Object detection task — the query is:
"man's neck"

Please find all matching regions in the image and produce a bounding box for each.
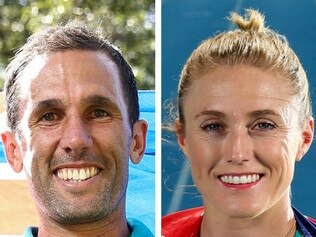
[37,209,130,237]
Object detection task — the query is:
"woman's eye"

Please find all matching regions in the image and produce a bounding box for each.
[201,122,224,132]
[254,122,276,130]
[91,109,109,118]
[40,112,60,122]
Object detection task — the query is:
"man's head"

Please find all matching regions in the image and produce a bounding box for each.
[5,22,139,133]
[1,23,147,231]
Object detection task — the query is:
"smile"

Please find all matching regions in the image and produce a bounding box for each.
[56,167,100,182]
[219,174,261,185]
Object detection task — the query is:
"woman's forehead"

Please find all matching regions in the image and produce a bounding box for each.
[182,65,299,118]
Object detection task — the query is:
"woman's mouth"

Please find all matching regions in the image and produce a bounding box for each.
[219,174,262,185]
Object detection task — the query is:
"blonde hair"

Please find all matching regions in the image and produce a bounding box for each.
[178,9,311,126]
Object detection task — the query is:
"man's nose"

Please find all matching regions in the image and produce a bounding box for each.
[225,128,252,165]
[60,117,93,155]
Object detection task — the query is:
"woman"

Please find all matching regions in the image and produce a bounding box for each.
[162,9,316,237]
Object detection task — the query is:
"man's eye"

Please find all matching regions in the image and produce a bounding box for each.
[91,109,109,118]
[40,112,60,122]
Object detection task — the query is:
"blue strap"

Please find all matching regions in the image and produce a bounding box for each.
[293,206,316,237]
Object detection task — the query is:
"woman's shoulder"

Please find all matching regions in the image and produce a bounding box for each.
[162,207,204,237]
[293,206,316,236]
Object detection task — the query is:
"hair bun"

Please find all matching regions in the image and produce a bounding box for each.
[230,9,265,32]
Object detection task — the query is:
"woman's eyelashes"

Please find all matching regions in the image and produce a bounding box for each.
[200,121,226,134]
[251,121,277,131]
[199,119,278,135]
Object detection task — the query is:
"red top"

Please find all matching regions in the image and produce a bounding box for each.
[162,207,204,237]
[162,206,316,237]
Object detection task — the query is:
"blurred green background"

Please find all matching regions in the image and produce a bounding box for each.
[0,0,155,90]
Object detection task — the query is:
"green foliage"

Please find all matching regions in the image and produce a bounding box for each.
[0,0,155,89]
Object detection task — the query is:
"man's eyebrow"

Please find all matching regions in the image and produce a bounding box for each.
[83,95,118,107]
[195,110,226,119]
[31,95,120,115]
[33,98,63,111]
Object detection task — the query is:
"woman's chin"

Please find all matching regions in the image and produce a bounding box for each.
[215,201,266,219]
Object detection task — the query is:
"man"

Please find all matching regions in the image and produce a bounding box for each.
[1,23,153,237]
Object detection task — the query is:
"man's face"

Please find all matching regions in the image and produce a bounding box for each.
[13,50,133,224]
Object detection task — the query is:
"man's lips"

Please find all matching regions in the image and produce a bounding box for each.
[53,162,103,182]
[55,167,101,182]
[218,173,263,185]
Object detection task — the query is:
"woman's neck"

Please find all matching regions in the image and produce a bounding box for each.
[200,198,295,237]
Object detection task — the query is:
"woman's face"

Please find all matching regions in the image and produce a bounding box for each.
[177,65,313,219]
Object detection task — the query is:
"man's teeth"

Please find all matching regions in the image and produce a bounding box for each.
[220,174,260,184]
[57,167,100,182]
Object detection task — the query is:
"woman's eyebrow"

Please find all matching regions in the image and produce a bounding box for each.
[195,110,226,119]
[195,109,281,120]
[248,109,280,118]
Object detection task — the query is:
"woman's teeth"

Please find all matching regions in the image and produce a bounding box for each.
[220,174,260,184]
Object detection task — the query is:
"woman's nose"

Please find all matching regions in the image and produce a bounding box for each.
[225,128,252,165]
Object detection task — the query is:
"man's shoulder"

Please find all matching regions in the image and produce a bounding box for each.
[23,221,153,237]
[162,207,204,237]
[128,218,154,237]
[292,206,316,236]
[23,226,38,237]
[22,220,153,237]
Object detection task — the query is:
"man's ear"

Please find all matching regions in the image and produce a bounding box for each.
[130,120,148,164]
[1,131,23,172]
[175,119,188,157]
[296,117,314,161]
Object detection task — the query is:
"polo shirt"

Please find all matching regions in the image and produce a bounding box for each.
[23,218,153,237]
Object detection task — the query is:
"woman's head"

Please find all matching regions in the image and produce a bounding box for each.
[175,9,314,220]
[178,9,311,128]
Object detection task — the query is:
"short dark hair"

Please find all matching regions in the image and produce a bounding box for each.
[5,22,139,133]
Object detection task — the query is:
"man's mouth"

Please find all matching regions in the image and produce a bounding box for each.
[219,174,261,185]
[56,167,100,182]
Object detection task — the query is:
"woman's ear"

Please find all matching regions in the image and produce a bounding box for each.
[175,119,188,157]
[296,117,314,161]
[1,131,23,172]
[129,120,148,164]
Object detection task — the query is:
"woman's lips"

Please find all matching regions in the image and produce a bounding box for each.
[218,173,263,190]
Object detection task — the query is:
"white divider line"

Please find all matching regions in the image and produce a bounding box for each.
[0,163,26,180]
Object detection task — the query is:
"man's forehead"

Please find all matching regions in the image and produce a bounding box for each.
[17,51,127,118]
[18,50,122,97]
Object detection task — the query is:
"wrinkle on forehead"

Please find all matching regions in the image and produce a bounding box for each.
[18,50,126,114]
[184,66,302,131]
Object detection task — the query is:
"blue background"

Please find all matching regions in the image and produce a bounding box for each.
[162,0,316,217]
